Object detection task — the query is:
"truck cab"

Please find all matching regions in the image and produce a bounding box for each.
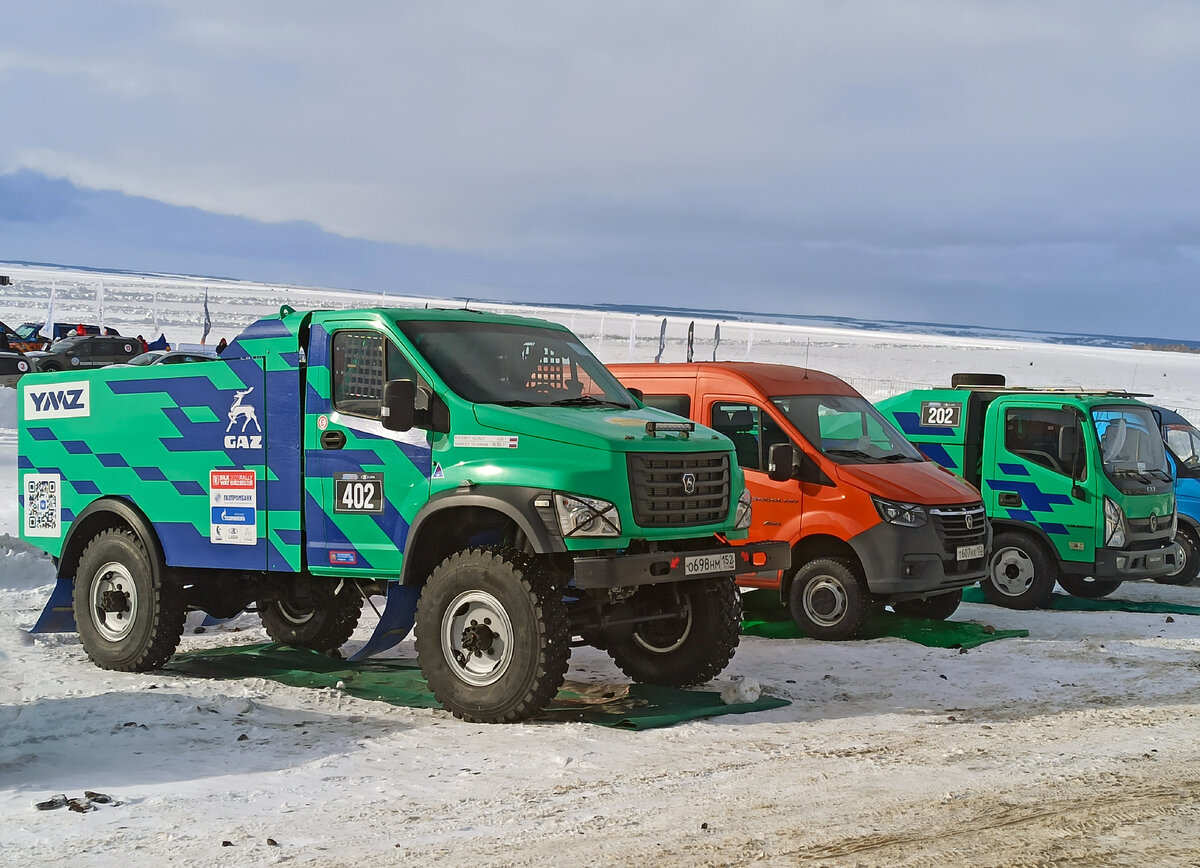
[1151,405,1200,584]
[878,375,1182,607]
[610,362,990,639]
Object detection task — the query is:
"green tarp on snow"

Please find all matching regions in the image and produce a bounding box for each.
[961,585,1200,615]
[168,643,789,730]
[740,589,1028,649]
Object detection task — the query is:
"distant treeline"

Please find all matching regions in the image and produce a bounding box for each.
[1132,343,1200,354]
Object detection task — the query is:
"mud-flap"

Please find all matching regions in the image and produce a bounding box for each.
[30,577,77,633]
[349,582,421,661]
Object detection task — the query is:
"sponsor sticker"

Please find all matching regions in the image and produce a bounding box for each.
[210,469,257,545]
[329,550,358,565]
[24,381,90,420]
[453,435,519,449]
[317,414,329,431]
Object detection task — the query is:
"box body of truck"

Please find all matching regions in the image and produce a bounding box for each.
[20,307,787,721]
[610,362,989,639]
[878,377,1181,607]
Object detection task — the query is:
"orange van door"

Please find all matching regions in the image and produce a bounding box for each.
[708,399,798,589]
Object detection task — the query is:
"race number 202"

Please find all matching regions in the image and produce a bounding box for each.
[920,401,962,429]
[334,473,384,514]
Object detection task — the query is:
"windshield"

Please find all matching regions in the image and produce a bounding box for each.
[127,352,163,366]
[15,323,41,340]
[1092,405,1171,491]
[397,319,636,408]
[771,394,924,464]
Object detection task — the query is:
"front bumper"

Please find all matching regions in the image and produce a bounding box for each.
[1071,540,1185,580]
[572,540,791,590]
[852,516,992,599]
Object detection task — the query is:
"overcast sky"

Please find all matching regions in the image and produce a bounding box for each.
[3,2,1200,338]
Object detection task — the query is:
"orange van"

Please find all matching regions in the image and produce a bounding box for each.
[610,362,991,639]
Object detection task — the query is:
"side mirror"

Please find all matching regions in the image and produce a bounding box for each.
[381,379,416,431]
[626,387,644,403]
[767,443,798,482]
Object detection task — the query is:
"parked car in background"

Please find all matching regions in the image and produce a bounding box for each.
[10,322,117,353]
[122,349,217,366]
[27,334,142,371]
[0,349,33,387]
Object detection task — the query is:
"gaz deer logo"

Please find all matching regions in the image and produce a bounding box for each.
[25,381,90,419]
[224,387,263,449]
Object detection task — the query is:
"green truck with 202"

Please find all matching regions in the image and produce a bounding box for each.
[877,374,1182,608]
[19,306,787,722]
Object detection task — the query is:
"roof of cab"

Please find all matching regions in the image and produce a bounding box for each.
[609,361,859,398]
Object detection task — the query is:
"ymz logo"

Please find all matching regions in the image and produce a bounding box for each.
[224,386,263,449]
[24,381,90,419]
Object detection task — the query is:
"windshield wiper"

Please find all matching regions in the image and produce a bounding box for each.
[491,399,542,407]
[877,454,919,463]
[824,448,876,461]
[548,395,631,408]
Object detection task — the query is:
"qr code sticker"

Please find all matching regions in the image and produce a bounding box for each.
[25,474,61,537]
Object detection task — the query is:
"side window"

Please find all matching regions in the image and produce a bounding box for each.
[1004,407,1083,478]
[711,401,768,471]
[1168,428,1200,469]
[333,331,414,419]
[643,394,691,417]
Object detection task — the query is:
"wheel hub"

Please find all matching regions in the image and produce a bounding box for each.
[461,620,497,656]
[90,563,139,642]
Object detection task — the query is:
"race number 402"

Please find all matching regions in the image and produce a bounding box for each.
[920,401,962,428]
[334,473,384,514]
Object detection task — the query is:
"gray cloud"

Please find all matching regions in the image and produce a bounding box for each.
[3,2,1200,335]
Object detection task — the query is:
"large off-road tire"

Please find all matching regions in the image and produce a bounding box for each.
[1155,526,1200,586]
[73,528,185,671]
[414,548,569,723]
[38,359,64,372]
[787,557,869,640]
[891,588,963,620]
[604,577,741,687]
[982,531,1057,609]
[258,580,363,652]
[1056,574,1121,599]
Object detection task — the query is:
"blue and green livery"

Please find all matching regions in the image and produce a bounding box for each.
[877,374,1181,608]
[19,305,787,722]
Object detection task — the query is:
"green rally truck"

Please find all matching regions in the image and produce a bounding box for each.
[20,306,788,722]
[877,373,1181,608]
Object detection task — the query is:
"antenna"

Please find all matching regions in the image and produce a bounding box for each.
[803,339,811,378]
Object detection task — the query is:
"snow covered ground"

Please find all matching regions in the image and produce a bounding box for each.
[3,268,1200,865]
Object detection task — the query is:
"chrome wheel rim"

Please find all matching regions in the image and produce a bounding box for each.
[803,575,849,627]
[441,590,514,687]
[633,599,693,654]
[90,561,139,642]
[990,546,1035,596]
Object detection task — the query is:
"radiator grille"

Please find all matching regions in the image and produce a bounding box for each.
[628,452,730,528]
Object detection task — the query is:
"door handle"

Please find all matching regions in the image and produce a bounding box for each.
[321,429,347,450]
[998,492,1022,508]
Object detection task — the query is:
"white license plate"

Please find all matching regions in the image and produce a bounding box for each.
[685,552,737,576]
[957,544,985,561]
[1147,552,1165,568]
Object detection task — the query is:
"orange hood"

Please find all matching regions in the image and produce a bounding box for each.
[834,461,979,505]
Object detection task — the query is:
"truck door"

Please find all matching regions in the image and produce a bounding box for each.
[303,324,433,578]
[987,403,1094,564]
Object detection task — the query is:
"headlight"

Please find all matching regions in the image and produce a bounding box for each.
[872,496,927,528]
[553,493,621,537]
[1104,496,1126,548]
[734,488,752,530]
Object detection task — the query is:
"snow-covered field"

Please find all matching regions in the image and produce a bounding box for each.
[4,267,1200,866]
